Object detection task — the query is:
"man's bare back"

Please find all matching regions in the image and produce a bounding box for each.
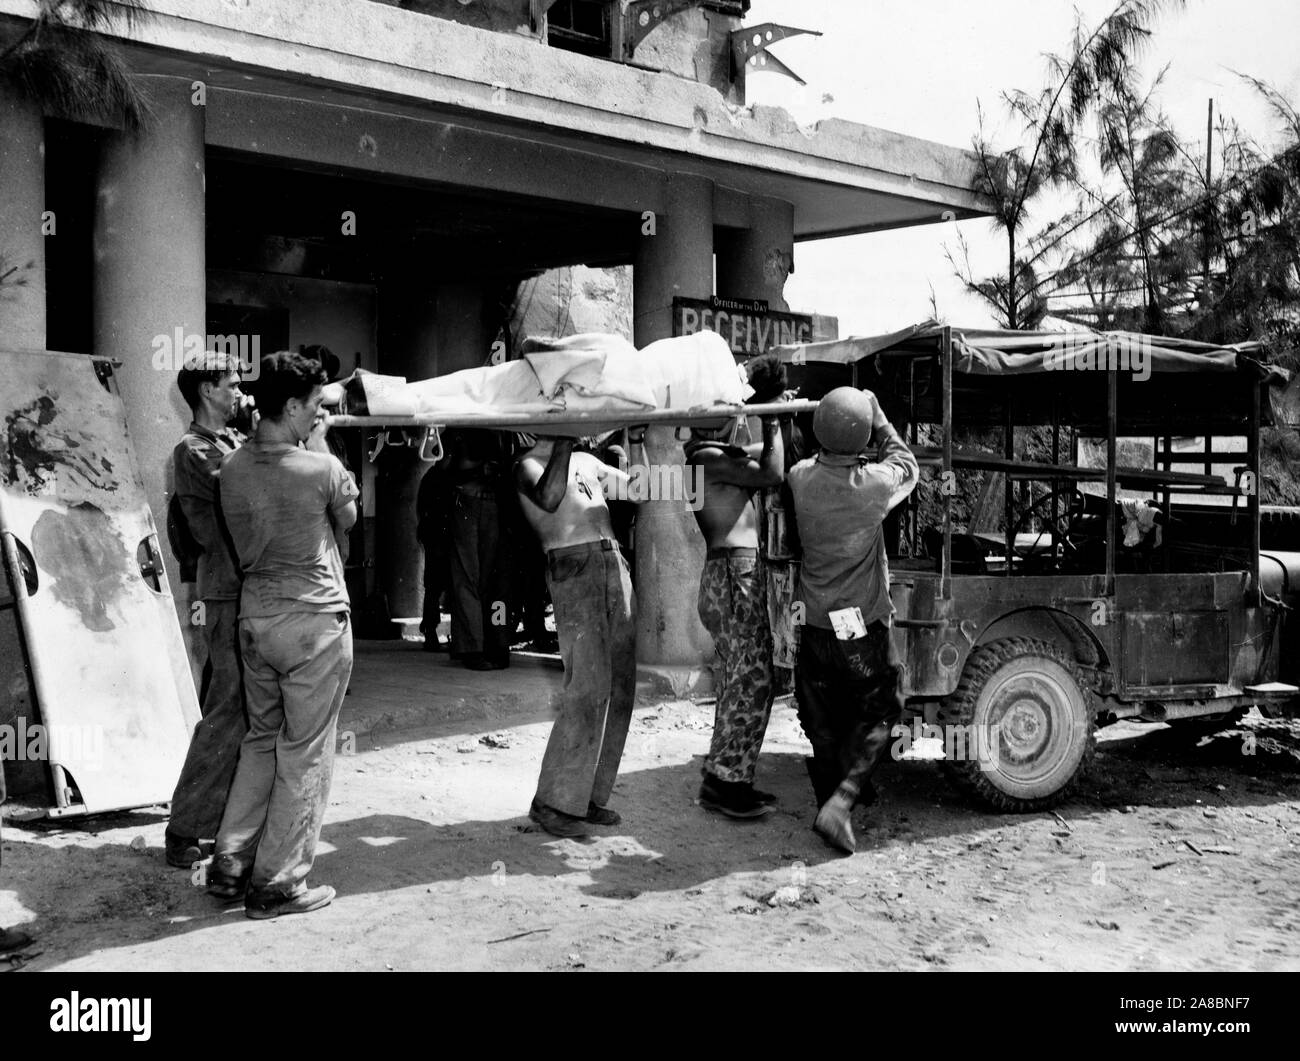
[686,416,783,549]
[515,440,626,551]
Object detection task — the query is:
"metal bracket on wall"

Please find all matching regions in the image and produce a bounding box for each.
[623,1,700,59]
[729,23,821,85]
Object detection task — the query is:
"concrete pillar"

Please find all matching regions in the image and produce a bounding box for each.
[715,195,795,310]
[633,172,715,692]
[0,85,46,351]
[93,77,206,675]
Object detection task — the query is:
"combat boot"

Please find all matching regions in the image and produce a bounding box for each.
[814,782,859,855]
[698,775,771,819]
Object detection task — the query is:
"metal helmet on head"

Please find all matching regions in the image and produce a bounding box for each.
[813,386,876,455]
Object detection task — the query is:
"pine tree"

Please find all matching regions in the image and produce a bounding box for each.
[949,0,1186,329]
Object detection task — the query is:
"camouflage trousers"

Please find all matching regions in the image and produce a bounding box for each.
[697,551,776,784]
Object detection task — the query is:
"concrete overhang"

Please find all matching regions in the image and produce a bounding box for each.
[0,0,991,239]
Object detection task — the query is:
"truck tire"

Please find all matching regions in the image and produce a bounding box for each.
[939,637,1095,813]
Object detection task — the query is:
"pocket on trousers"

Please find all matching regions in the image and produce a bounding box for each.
[548,550,591,585]
[729,556,758,578]
[727,557,761,614]
[698,563,726,630]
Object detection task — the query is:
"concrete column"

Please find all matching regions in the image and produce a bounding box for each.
[0,85,46,351]
[94,77,206,675]
[715,195,795,310]
[633,172,715,692]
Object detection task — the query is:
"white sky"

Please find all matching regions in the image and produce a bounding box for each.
[743,0,1300,335]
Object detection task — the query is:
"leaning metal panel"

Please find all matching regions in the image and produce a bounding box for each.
[0,350,200,815]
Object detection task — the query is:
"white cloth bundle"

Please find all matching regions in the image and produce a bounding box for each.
[521,332,655,408]
[352,330,748,417]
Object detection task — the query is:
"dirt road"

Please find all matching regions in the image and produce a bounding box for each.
[3,699,1299,971]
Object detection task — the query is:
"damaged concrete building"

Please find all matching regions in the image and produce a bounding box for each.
[0,0,984,689]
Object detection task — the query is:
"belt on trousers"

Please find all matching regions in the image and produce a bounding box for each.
[455,484,499,500]
[547,538,618,561]
[705,546,759,561]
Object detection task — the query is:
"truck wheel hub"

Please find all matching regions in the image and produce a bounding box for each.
[1004,698,1046,747]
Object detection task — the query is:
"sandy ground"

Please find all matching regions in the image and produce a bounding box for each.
[3,682,1300,972]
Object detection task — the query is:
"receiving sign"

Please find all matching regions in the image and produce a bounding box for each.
[674,296,815,357]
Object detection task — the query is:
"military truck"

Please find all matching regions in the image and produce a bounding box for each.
[778,322,1300,812]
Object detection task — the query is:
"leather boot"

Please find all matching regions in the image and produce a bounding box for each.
[814,782,859,854]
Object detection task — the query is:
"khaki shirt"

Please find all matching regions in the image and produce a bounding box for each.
[788,425,919,630]
[218,441,359,618]
[172,422,245,601]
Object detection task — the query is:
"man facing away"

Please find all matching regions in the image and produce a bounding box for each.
[207,352,358,918]
[685,411,784,819]
[741,354,805,686]
[515,434,637,838]
[164,352,248,869]
[787,387,918,854]
[416,449,455,652]
[448,429,514,670]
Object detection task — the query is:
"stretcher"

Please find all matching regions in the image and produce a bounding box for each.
[326,400,820,462]
[322,330,818,459]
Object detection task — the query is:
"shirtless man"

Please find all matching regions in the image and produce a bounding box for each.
[515,435,637,838]
[685,413,784,819]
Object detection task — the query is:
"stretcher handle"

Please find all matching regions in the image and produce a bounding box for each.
[1,531,39,598]
[419,427,443,463]
[136,535,165,594]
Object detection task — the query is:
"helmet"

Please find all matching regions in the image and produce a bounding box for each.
[813,387,876,455]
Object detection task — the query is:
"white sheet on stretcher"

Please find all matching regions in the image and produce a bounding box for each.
[354,331,749,417]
